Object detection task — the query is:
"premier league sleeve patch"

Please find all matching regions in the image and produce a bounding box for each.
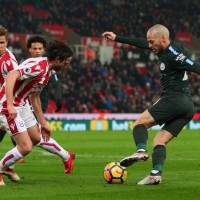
[24,67,32,74]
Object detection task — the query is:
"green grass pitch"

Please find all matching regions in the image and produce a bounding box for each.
[1,130,200,200]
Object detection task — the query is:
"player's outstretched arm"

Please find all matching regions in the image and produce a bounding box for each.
[102,31,149,49]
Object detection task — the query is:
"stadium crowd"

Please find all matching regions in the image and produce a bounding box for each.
[1,0,200,113]
[54,53,160,113]
[0,0,200,38]
[47,52,200,114]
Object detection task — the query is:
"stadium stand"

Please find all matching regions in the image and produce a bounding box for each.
[1,0,200,113]
[1,0,200,38]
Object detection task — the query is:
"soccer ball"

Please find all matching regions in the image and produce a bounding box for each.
[104,162,127,184]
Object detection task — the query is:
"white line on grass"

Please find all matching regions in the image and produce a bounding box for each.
[38,151,198,160]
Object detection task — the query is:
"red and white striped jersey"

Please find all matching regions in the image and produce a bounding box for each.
[0,57,53,114]
[0,48,18,86]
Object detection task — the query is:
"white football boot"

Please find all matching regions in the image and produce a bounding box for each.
[137,173,162,185]
[120,151,149,167]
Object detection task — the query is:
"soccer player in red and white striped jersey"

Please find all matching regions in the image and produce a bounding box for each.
[0,40,74,186]
[0,26,18,84]
[0,48,18,85]
[0,26,19,141]
[0,26,22,184]
[0,57,52,112]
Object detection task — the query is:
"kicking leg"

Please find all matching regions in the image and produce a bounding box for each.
[120,110,156,167]
[28,125,75,174]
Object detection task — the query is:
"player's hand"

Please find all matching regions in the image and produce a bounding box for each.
[7,104,17,120]
[102,32,117,41]
[41,124,51,142]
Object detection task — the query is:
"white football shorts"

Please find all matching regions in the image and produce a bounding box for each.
[0,103,37,136]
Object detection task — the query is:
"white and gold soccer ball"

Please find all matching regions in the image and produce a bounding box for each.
[104,162,127,184]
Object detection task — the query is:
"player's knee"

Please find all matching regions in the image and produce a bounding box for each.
[31,137,41,146]
[28,129,42,145]
[19,142,33,155]
[153,141,165,147]
[133,120,149,129]
[134,117,146,126]
[153,136,169,146]
[134,113,156,128]
[24,145,32,154]
[153,135,164,145]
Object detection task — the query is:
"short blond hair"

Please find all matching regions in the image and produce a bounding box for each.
[148,24,169,38]
[0,26,8,40]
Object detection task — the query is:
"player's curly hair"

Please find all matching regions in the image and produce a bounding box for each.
[46,40,73,61]
[26,36,47,49]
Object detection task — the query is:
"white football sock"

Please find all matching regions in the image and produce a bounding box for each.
[0,147,23,169]
[37,137,69,161]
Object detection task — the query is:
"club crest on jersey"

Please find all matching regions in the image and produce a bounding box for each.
[9,121,17,131]
[160,63,165,71]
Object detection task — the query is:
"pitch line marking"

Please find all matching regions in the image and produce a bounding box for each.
[37,151,198,160]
